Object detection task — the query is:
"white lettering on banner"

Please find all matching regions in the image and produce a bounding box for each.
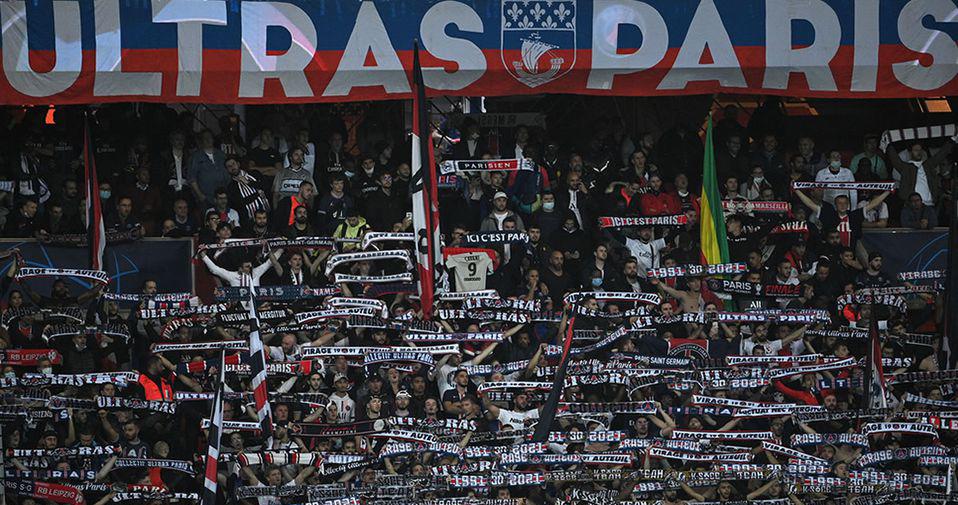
[239,1,317,98]
[324,2,409,96]
[893,0,958,91]
[421,1,486,90]
[851,0,879,92]
[587,0,668,90]
[1,1,82,97]
[151,0,228,97]
[94,0,163,96]
[658,0,746,90]
[763,0,840,91]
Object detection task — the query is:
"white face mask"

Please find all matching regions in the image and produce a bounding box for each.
[40,367,52,374]
[542,201,555,211]
[830,160,841,170]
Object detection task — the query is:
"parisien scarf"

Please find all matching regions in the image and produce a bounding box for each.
[16,267,109,285]
[792,181,896,192]
[597,215,687,227]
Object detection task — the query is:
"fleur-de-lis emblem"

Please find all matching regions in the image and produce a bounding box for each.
[518,15,533,28]
[554,3,570,22]
[507,3,521,22]
[530,3,546,22]
[543,15,557,28]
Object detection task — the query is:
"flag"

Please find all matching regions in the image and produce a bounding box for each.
[945,175,958,368]
[409,40,442,318]
[864,309,887,409]
[532,316,575,442]
[699,115,729,266]
[83,113,105,271]
[246,292,273,435]
[200,350,226,505]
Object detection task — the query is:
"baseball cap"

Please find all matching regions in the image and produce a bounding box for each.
[334,372,349,382]
[396,390,412,399]
[493,191,508,201]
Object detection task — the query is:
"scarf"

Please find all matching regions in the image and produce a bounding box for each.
[792,181,896,192]
[214,285,339,302]
[152,340,248,353]
[792,433,869,447]
[672,430,773,440]
[296,307,379,323]
[113,458,195,475]
[16,267,109,285]
[648,447,752,462]
[334,273,414,284]
[647,262,747,278]
[761,441,827,463]
[325,249,413,275]
[439,158,536,175]
[597,215,688,227]
[879,123,957,150]
[96,396,177,414]
[462,231,530,246]
[861,421,938,437]
[360,231,415,250]
[0,348,61,366]
[233,169,270,218]
[707,278,802,297]
[898,269,946,281]
[3,480,85,505]
[363,350,435,368]
[404,332,504,343]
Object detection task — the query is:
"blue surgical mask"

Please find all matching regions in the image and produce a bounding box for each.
[100,190,111,200]
[591,277,603,287]
[543,201,555,211]
[829,160,841,170]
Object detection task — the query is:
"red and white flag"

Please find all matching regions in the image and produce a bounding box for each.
[83,114,105,271]
[409,42,442,318]
[200,351,226,505]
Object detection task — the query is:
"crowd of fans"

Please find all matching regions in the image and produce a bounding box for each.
[0,102,954,505]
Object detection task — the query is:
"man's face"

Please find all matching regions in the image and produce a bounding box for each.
[763,135,777,152]
[362,158,375,172]
[379,173,392,188]
[826,231,841,245]
[49,206,63,221]
[649,176,662,191]
[143,281,157,295]
[226,159,240,175]
[638,228,653,241]
[171,133,185,149]
[798,137,814,154]
[514,393,529,410]
[331,179,345,193]
[869,257,882,271]
[623,262,637,279]
[174,201,188,217]
[294,207,309,224]
[568,175,581,189]
[674,174,688,190]
[267,469,282,486]
[290,149,304,165]
[300,184,315,200]
[368,397,381,413]
[397,163,411,178]
[215,193,228,209]
[123,423,138,441]
[289,254,303,270]
[595,245,608,260]
[748,251,762,268]
[910,195,923,209]
[455,371,469,386]
[329,133,343,150]
[835,196,850,213]
[910,144,926,161]
[727,137,741,155]
[493,196,507,211]
[281,334,297,352]
[550,251,563,269]
[64,180,78,198]
[54,281,69,298]
[503,220,517,231]
[778,262,792,278]
[725,178,738,193]
[254,212,268,228]
[117,198,132,217]
[23,201,38,218]
[528,228,541,242]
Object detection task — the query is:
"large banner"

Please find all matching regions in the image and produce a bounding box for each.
[0,238,194,296]
[1,0,956,104]
[861,228,948,275]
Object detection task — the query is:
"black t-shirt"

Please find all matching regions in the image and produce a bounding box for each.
[819,203,865,247]
[249,146,281,169]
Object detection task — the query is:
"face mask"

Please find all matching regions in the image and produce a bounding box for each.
[100,190,111,200]
[830,160,841,169]
[75,343,86,352]
[542,201,555,211]
[753,176,764,182]
[591,277,603,288]
[39,367,52,374]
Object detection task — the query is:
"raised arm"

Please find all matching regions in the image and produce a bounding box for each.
[201,252,236,282]
[862,191,891,213]
[793,189,821,215]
